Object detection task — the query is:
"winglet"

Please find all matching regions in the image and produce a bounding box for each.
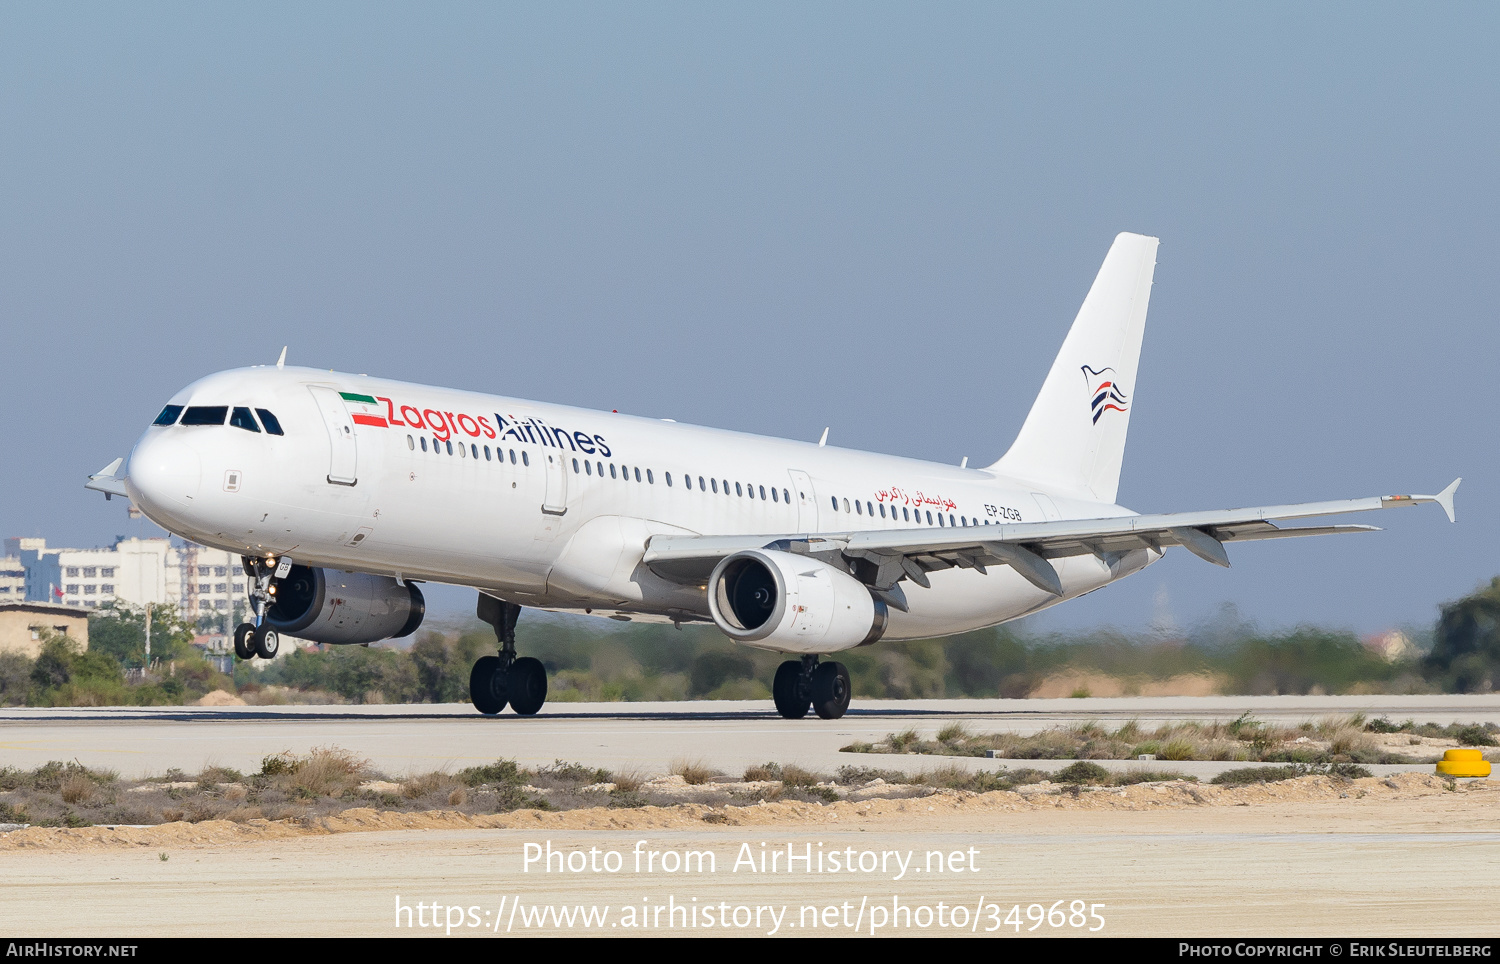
[1435,477,1461,523]
[276,346,287,369]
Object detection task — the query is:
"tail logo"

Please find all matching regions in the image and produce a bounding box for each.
[1082,365,1129,424]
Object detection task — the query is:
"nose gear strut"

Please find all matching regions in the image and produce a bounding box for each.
[233,555,285,660]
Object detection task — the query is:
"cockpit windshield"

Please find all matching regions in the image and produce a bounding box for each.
[152,404,285,434]
[230,407,260,432]
[256,409,285,436]
[180,406,228,426]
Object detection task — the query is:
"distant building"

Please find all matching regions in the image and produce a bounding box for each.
[0,602,90,658]
[5,536,250,625]
[0,555,24,600]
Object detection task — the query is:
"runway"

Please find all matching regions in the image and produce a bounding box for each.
[1,694,1495,780]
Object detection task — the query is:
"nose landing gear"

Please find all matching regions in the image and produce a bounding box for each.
[233,555,284,661]
[772,655,851,720]
[470,595,548,716]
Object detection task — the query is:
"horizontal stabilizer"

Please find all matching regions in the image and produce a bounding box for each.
[85,458,129,500]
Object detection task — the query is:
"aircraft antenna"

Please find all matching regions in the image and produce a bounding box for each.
[276,346,287,369]
[818,427,829,447]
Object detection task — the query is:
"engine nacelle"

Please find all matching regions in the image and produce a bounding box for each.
[707,549,887,653]
[264,565,425,646]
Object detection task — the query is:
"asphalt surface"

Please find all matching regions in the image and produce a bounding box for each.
[1,694,1494,779]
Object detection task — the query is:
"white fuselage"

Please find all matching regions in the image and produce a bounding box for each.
[125,365,1157,648]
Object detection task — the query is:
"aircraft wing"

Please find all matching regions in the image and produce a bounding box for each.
[643,478,1460,600]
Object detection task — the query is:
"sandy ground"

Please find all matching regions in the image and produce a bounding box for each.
[0,772,1495,938]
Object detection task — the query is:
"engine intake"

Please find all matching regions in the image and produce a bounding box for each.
[708,549,886,653]
[264,565,425,646]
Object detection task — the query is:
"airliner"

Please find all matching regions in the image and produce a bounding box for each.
[86,233,1459,719]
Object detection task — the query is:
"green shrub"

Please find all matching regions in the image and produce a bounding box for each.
[1054,761,1110,784]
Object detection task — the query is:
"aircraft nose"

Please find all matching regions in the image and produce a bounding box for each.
[125,431,202,515]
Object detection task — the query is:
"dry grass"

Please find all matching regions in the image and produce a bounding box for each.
[58,774,95,805]
[670,759,717,786]
[400,771,463,801]
[845,714,1429,765]
[611,767,647,793]
[0,744,1391,830]
[262,747,371,799]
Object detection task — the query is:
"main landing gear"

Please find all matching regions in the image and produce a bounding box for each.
[233,556,281,661]
[772,655,852,720]
[470,596,548,716]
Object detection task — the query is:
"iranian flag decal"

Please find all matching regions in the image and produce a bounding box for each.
[340,391,388,428]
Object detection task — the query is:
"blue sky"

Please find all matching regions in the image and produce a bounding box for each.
[3,4,1495,636]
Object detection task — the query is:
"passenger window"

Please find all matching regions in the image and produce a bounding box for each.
[699,476,706,491]
[722,479,729,495]
[735,482,743,497]
[255,409,285,436]
[407,435,415,451]
[784,488,790,504]
[153,405,183,426]
[855,500,862,515]
[421,437,428,452]
[446,440,454,455]
[830,496,837,510]
[509,449,517,464]
[585,460,593,476]
[711,478,719,493]
[180,406,228,426]
[926,511,933,525]
[472,444,479,458]
[522,451,529,466]
[230,407,260,433]
[949,514,956,526]
[759,485,766,500]
[484,445,491,460]
[665,472,672,487]
[938,514,945,527]
[647,469,654,484]
[843,498,850,513]
[771,487,778,503]
[572,458,580,473]
[634,467,642,482]
[903,507,910,522]
[867,501,873,516]
[610,464,617,479]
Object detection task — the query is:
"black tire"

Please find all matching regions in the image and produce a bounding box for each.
[772,660,810,719]
[507,656,548,716]
[233,623,256,660]
[469,655,507,715]
[810,661,852,720]
[253,626,280,660]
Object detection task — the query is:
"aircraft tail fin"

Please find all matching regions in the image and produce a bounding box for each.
[990,232,1159,504]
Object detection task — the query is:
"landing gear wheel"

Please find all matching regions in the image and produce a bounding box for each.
[507,657,548,716]
[772,660,810,719]
[252,626,280,660]
[810,661,852,720]
[233,623,256,660]
[469,655,508,715]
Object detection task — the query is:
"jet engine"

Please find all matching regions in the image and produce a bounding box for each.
[707,549,887,653]
[263,565,425,646]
